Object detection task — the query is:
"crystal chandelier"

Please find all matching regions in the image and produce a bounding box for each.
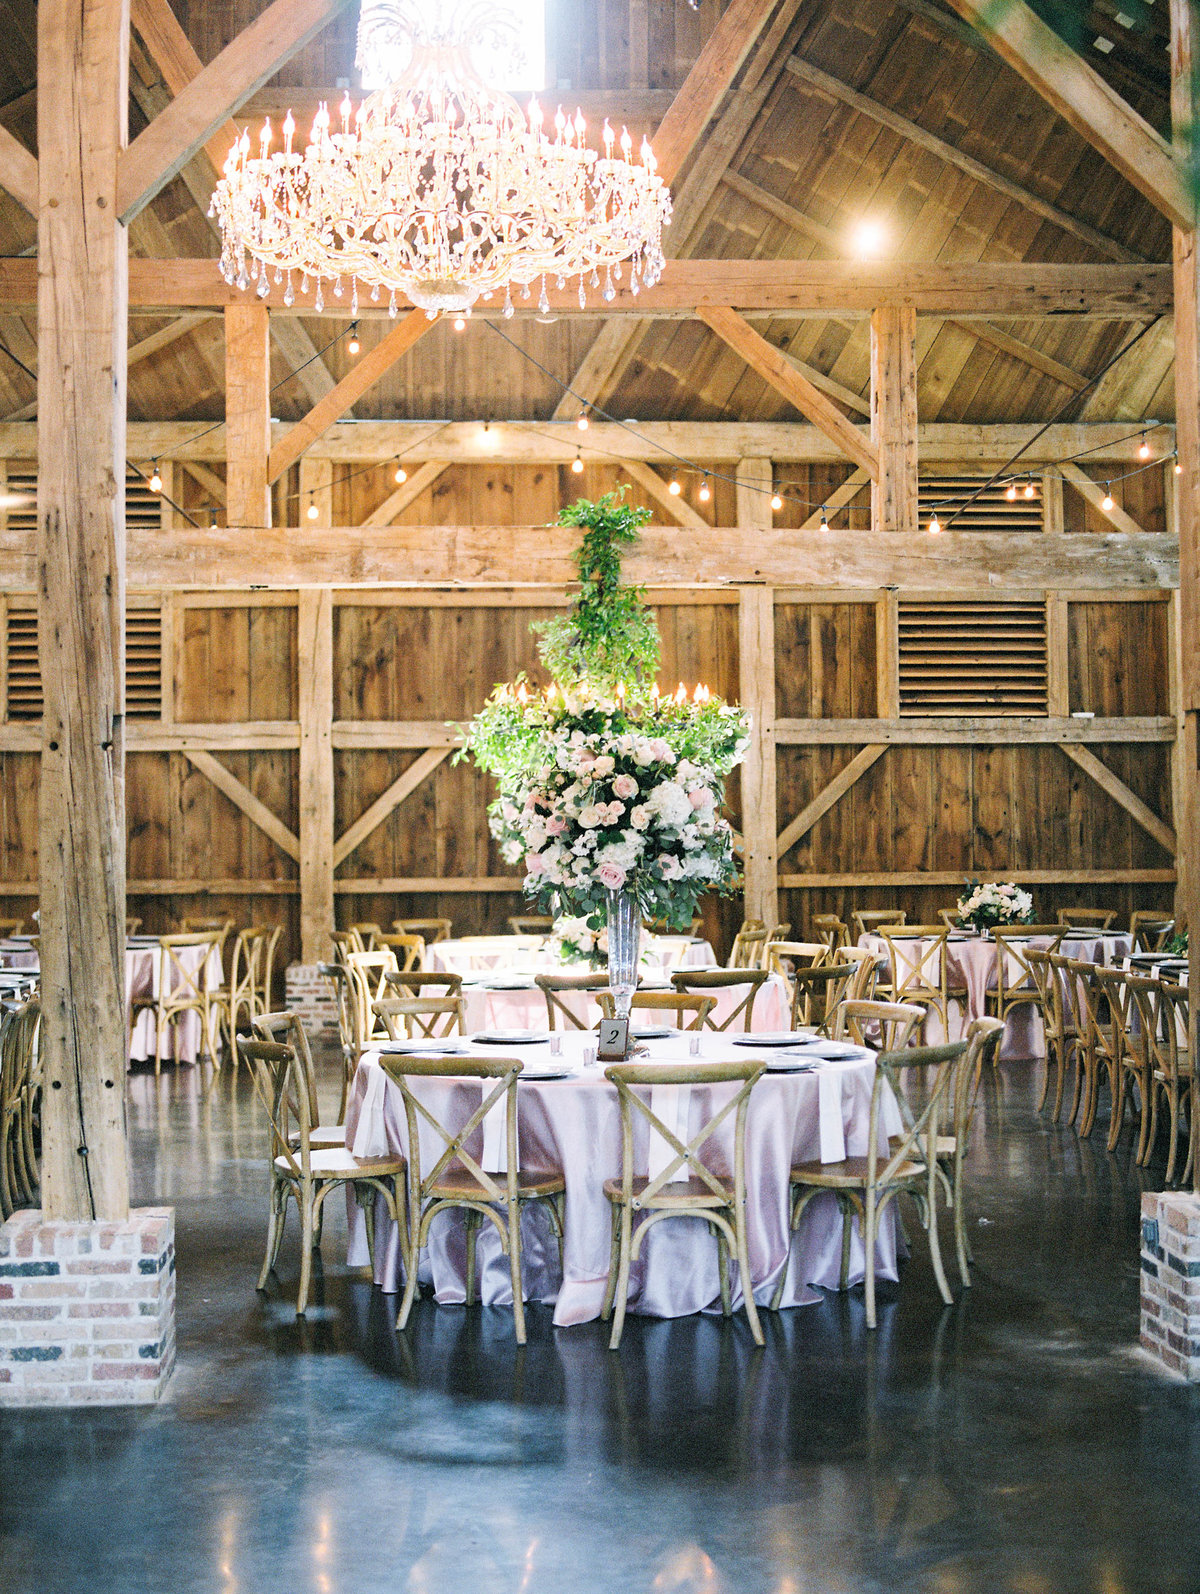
[211,1,672,317]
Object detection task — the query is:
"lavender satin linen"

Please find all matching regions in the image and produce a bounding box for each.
[458,974,790,1035]
[344,1035,903,1327]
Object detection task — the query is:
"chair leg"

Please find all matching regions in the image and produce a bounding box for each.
[608,1206,634,1351]
[925,1189,954,1308]
[1107,1066,1129,1153]
[839,1198,853,1291]
[600,1203,621,1322]
[507,1200,527,1346]
[864,1197,878,1330]
[733,1204,763,1347]
[1052,1039,1067,1120]
[954,1160,971,1289]
[713,1223,731,1318]
[1165,1084,1180,1185]
[395,1211,422,1334]
[1037,1042,1053,1112]
[361,1184,376,1272]
[296,1187,315,1316]
[464,1209,480,1307]
[258,1180,283,1291]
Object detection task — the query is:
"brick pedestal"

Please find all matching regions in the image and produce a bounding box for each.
[285,962,337,1031]
[0,1208,175,1405]
[1140,1190,1200,1381]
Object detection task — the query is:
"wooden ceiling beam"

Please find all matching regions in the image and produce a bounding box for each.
[117,0,355,224]
[0,123,37,216]
[785,55,1144,264]
[943,0,1191,229]
[698,304,879,476]
[945,320,1091,392]
[266,309,432,482]
[359,460,450,526]
[619,460,710,528]
[128,0,238,175]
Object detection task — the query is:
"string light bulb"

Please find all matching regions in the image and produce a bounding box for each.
[698,476,711,503]
[1023,480,1036,499]
[1005,482,1018,502]
[1138,434,1151,460]
[1101,485,1114,512]
[819,506,828,530]
[1175,457,1184,476]
[771,490,783,511]
[571,450,584,474]
[577,410,589,431]
[347,321,360,355]
[149,464,162,494]
[928,513,941,534]
[668,478,682,495]
[453,314,467,332]
[393,464,408,484]
[306,500,319,521]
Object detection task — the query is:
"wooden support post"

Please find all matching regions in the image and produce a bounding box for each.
[298,587,334,963]
[1042,472,1064,535]
[36,0,131,1221]
[1046,593,1070,716]
[738,585,778,930]
[876,594,900,717]
[870,307,918,536]
[736,457,774,534]
[225,304,272,528]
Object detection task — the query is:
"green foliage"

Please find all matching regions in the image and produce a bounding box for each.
[1165,928,1189,955]
[531,491,660,696]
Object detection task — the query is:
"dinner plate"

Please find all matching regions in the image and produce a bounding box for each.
[479,977,537,991]
[732,1032,804,1047]
[632,1026,675,1040]
[802,1040,863,1060]
[517,1067,573,1081]
[472,1031,550,1045]
[762,1057,816,1073]
[380,1039,470,1055]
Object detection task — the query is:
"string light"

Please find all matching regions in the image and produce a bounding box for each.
[698,475,710,503]
[1023,480,1036,499]
[209,509,219,528]
[149,463,162,494]
[453,315,467,332]
[394,463,408,484]
[928,513,941,533]
[1138,434,1151,460]
[347,321,360,356]
[306,500,319,521]
[1101,484,1114,512]
[571,450,584,474]
[1175,457,1184,476]
[577,410,589,431]
[1005,482,1018,502]
[770,490,783,511]
[668,477,682,495]
[819,506,828,530]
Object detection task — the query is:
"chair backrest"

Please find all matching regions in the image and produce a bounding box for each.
[993,927,1066,1008]
[1129,911,1175,954]
[832,945,878,1002]
[238,1035,314,1179]
[330,929,361,963]
[1125,973,1170,1083]
[124,916,142,936]
[767,941,831,977]
[344,949,401,1047]
[259,925,283,1010]
[350,922,384,951]
[937,908,961,930]
[727,924,768,969]
[1044,950,1079,1034]
[1057,907,1116,930]
[0,996,39,1115]
[317,961,356,1059]
[868,1042,967,1189]
[1158,981,1190,1084]
[1067,958,1116,1055]
[833,999,924,1052]
[604,1058,764,1206]
[156,932,221,1009]
[382,969,464,1000]
[0,917,25,937]
[228,926,265,1002]
[393,918,453,943]
[373,995,467,1041]
[507,916,553,937]
[377,1053,524,1208]
[787,962,856,1031]
[533,971,610,1030]
[378,932,426,972]
[597,990,716,1030]
[251,1009,321,1114]
[669,968,769,1032]
[881,929,949,1007]
[852,909,906,940]
[812,914,849,949]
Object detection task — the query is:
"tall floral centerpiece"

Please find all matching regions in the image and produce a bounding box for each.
[459,492,748,1021]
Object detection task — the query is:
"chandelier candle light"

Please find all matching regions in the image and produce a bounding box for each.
[211,0,672,317]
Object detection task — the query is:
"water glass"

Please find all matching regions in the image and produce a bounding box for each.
[583,1046,598,1070]
[549,1033,562,1057]
[689,1032,702,1057]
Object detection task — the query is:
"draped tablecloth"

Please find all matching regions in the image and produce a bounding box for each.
[454,971,791,1035]
[860,930,1132,1057]
[343,1029,903,1327]
[0,937,222,1064]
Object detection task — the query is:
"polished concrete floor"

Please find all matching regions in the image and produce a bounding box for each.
[2,1049,1199,1594]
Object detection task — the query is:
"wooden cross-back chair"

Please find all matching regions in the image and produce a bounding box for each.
[382,969,464,1000]
[534,971,609,1031]
[343,949,401,1051]
[1043,950,1085,1124]
[125,916,142,936]
[784,962,856,1034]
[1069,958,1129,1140]
[330,929,362,963]
[597,990,716,1031]
[1057,907,1117,931]
[669,968,770,1032]
[0,997,40,1220]
[377,1053,566,1345]
[373,995,467,1042]
[990,927,1066,1027]
[1129,911,1175,954]
[812,914,850,950]
[880,929,952,1039]
[771,1040,968,1329]
[251,1011,347,1150]
[393,918,454,944]
[214,925,268,1061]
[852,909,905,941]
[506,916,554,937]
[832,1000,924,1055]
[239,1036,404,1316]
[602,1058,765,1350]
[350,922,385,951]
[834,946,879,1003]
[0,917,26,938]
[258,924,283,1015]
[132,931,222,1073]
[941,1017,1006,1288]
[1155,981,1193,1187]
[1119,973,1162,1167]
[377,932,426,972]
[317,961,358,1124]
[727,923,768,969]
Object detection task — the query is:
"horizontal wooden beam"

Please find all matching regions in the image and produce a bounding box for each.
[0,418,1153,467]
[0,258,1173,317]
[0,526,1172,591]
[117,0,354,223]
[778,869,1176,887]
[774,715,1177,744]
[333,877,527,893]
[0,880,299,897]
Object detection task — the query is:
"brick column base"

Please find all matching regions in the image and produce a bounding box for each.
[0,1208,176,1405]
[1140,1190,1200,1381]
[285,962,337,1031]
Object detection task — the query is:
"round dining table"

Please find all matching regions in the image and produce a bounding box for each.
[343,1028,903,1328]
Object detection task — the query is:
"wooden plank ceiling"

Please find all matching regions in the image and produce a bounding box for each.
[0,0,1179,431]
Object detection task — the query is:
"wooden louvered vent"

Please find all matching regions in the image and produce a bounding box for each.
[898,600,1048,717]
[919,477,1043,533]
[4,605,163,719]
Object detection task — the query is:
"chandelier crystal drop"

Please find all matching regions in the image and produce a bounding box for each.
[210,1,672,316]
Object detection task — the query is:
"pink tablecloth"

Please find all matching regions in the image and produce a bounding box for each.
[860,931,1132,1057]
[456,972,790,1034]
[344,1030,903,1327]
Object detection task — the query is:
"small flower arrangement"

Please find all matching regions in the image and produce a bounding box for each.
[956,880,1035,932]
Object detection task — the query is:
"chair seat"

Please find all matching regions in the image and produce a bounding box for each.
[429,1165,564,1199]
[276,1148,404,1179]
[790,1154,925,1188]
[289,1124,346,1150]
[603,1173,731,1207]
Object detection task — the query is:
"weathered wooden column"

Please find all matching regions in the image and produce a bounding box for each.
[1171,0,1200,1192]
[736,457,778,929]
[225,303,272,528]
[36,0,131,1220]
[869,306,918,537]
[298,587,334,964]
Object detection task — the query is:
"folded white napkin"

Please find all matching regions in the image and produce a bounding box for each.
[350,1052,392,1159]
[818,1067,846,1163]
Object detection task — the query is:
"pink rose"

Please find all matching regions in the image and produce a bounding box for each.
[630,805,651,830]
[544,815,567,835]
[688,788,709,809]
[593,755,616,777]
[525,851,547,876]
[612,773,639,800]
[596,862,627,890]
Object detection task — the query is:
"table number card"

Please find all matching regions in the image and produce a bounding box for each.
[598,1016,630,1061]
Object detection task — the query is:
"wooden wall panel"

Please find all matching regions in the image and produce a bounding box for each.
[175,602,297,721]
[1068,600,1169,716]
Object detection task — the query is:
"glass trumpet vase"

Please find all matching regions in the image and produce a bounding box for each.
[605,888,641,1021]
